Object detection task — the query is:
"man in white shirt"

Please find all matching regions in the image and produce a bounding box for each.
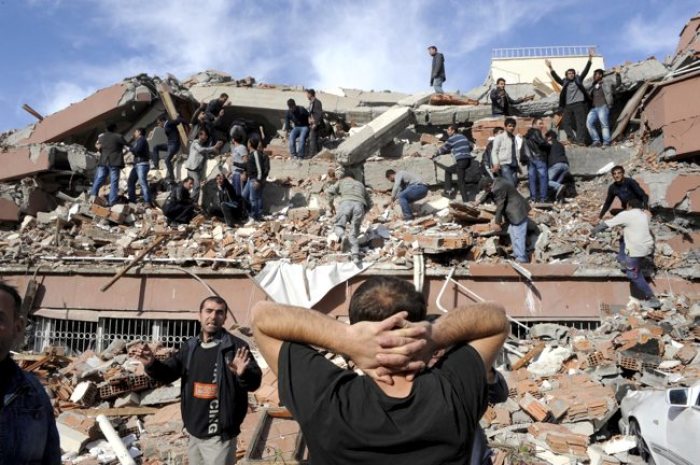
[591,198,660,308]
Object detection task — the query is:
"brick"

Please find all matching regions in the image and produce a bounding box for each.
[419,133,440,145]
[674,344,697,365]
[519,393,551,422]
[90,203,111,218]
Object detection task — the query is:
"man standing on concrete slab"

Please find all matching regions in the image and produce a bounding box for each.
[0,282,61,465]
[591,199,660,308]
[522,118,550,203]
[185,129,218,204]
[490,78,533,116]
[433,125,480,202]
[251,275,509,465]
[230,134,249,197]
[428,45,446,94]
[126,127,154,207]
[163,176,197,225]
[284,99,310,160]
[482,127,504,178]
[134,296,261,465]
[587,68,621,147]
[598,165,649,220]
[490,118,520,187]
[482,177,537,263]
[545,49,593,145]
[151,114,188,183]
[326,168,372,266]
[386,169,429,221]
[545,130,570,202]
[206,93,229,120]
[306,89,324,157]
[90,123,128,206]
[242,138,270,223]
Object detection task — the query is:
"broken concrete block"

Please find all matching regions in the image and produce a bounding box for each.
[0,198,20,223]
[70,381,98,406]
[114,392,142,408]
[601,435,637,455]
[139,380,181,406]
[528,346,572,378]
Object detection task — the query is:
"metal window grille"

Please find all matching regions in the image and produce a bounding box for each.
[31,317,98,355]
[492,45,597,59]
[509,319,600,340]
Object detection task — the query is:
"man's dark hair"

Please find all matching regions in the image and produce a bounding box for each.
[157,114,167,122]
[531,117,543,126]
[496,78,506,84]
[183,176,195,183]
[385,169,396,178]
[348,277,426,324]
[136,127,146,136]
[427,45,437,51]
[220,93,229,99]
[566,68,576,74]
[199,296,228,313]
[0,282,21,320]
[106,123,117,132]
[248,134,262,150]
[628,198,643,209]
[493,127,504,135]
[479,177,494,191]
[447,124,459,132]
[232,133,244,144]
[504,117,516,127]
[306,88,316,97]
[545,130,558,140]
[611,165,625,174]
[198,128,210,138]
[594,69,604,76]
[287,98,296,108]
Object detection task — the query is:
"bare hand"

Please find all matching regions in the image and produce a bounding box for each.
[544,59,552,69]
[588,48,595,59]
[346,312,429,384]
[228,347,251,376]
[492,164,501,173]
[131,343,155,366]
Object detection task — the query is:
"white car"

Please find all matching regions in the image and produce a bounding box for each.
[619,382,700,465]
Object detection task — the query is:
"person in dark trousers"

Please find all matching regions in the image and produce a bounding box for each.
[469,370,509,465]
[587,68,621,147]
[490,118,520,187]
[545,130,570,201]
[230,133,249,197]
[522,118,550,203]
[151,114,188,183]
[206,93,229,120]
[127,127,154,206]
[433,125,480,202]
[0,282,61,465]
[428,45,446,93]
[591,199,660,309]
[545,49,594,145]
[185,129,218,204]
[598,165,649,220]
[251,276,509,465]
[482,177,538,263]
[210,173,246,227]
[481,127,503,178]
[490,78,533,116]
[327,168,372,267]
[306,89,324,157]
[242,138,270,222]
[90,123,128,206]
[386,169,429,221]
[134,296,261,465]
[285,99,310,160]
[163,177,197,225]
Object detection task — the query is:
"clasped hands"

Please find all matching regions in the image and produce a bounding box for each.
[343,311,436,385]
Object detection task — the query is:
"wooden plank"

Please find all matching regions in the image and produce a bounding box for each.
[157,83,189,150]
[76,407,160,417]
[100,235,168,292]
[512,341,546,370]
[611,82,651,142]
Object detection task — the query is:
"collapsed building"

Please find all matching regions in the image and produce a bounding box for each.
[1,12,699,465]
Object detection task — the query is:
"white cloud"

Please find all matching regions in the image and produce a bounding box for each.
[616,7,694,58]
[43,81,97,116]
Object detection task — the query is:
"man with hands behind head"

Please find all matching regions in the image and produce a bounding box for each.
[251,276,509,465]
[133,296,261,465]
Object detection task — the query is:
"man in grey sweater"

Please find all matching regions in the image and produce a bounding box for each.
[386,169,429,221]
[546,49,593,145]
[326,169,373,266]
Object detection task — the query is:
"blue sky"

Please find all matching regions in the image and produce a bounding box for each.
[0,0,697,133]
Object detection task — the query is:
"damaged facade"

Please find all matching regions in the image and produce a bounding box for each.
[1,13,699,465]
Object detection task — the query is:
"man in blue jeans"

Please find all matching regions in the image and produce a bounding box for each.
[151,115,188,183]
[545,130,569,201]
[586,68,620,147]
[284,99,310,160]
[522,118,550,203]
[127,127,153,206]
[242,138,270,222]
[428,45,446,93]
[90,123,127,206]
[386,169,429,220]
[591,198,660,308]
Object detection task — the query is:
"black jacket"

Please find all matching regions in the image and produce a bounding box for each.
[145,331,262,437]
[97,131,128,167]
[490,88,525,116]
[430,53,446,84]
[547,140,568,167]
[599,178,649,218]
[493,177,530,225]
[246,150,270,182]
[551,59,592,109]
[523,128,550,162]
[164,117,186,143]
[217,178,238,205]
[164,183,192,209]
[130,137,150,163]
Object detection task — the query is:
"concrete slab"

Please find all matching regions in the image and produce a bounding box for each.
[0,145,53,181]
[566,145,637,177]
[0,198,20,222]
[637,171,700,214]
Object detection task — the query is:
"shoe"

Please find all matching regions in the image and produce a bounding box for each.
[555,185,565,201]
[352,255,363,267]
[640,298,662,309]
[244,218,256,226]
[591,141,602,147]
